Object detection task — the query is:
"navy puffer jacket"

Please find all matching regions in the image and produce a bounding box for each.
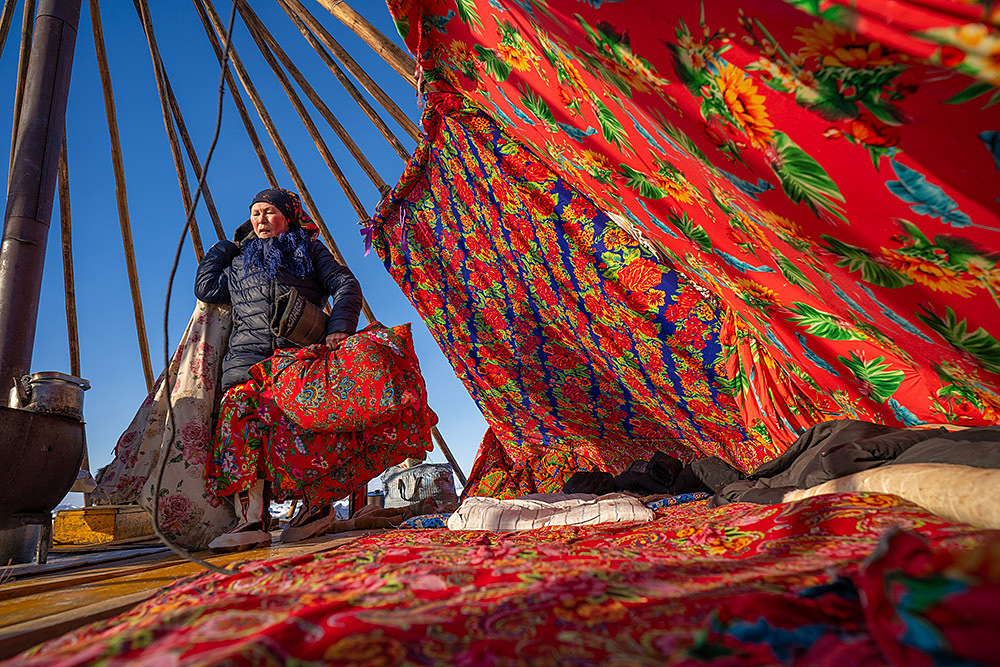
[194,227,363,390]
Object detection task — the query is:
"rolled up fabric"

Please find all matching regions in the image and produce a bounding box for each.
[783,463,1000,529]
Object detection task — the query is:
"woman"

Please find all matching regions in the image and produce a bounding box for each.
[195,187,363,551]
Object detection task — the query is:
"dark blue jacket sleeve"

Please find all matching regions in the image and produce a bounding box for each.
[194,240,240,304]
[311,240,363,335]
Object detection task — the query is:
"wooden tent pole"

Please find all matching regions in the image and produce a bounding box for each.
[57,137,79,379]
[198,0,355,257]
[276,0,409,161]
[89,0,154,391]
[57,134,91,505]
[0,0,19,61]
[7,0,36,182]
[239,0,385,193]
[162,75,225,241]
[432,427,467,487]
[312,0,416,87]
[0,0,81,404]
[282,0,420,142]
[132,0,206,260]
[191,0,277,188]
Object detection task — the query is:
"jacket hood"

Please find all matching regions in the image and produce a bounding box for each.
[234,220,256,245]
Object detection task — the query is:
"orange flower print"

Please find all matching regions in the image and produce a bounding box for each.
[603,227,634,250]
[946,23,1000,82]
[881,248,977,296]
[577,148,617,173]
[650,172,696,204]
[626,288,667,312]
[846,114,900,148]
[497,38,540,72]
[447,39,475,67]
[734,277,782,311]
[794,22,907,69]
[617,257,662,292]
[965,257,1000,294]
[465,116,496,135]
[714,63,775,150]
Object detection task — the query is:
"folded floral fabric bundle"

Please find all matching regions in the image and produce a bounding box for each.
[206,323,437,506]
[251,322,437,435]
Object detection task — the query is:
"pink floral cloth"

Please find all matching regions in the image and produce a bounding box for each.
[95,302,235,549]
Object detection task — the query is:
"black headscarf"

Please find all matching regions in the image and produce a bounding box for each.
[250,187,312,228]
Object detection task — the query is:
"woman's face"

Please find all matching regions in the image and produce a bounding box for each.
[250,202,289,238]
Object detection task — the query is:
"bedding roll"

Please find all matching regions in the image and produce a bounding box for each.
[783,463,1000,529]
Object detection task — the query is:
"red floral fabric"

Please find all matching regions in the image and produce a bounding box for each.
[9,494,997,665]
[855,528,1000,666]
[383,0,1000,452]
[462,427,608,497]
[205,325,434,505]
[373,95,772,496]
[253,322,435,434]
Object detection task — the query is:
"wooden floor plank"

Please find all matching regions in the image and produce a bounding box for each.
[2,547,170,587]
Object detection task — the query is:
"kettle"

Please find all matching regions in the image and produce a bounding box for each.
[8,371,90,421]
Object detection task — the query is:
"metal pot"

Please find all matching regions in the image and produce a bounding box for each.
[8,371,90,421]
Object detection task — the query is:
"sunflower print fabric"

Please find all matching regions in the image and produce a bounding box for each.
[382,0,999,456]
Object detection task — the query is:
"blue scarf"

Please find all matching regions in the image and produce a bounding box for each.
[242,226,314,280]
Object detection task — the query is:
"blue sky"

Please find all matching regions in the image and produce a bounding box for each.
[0,1,486,503]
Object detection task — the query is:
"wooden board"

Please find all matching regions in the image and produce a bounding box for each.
[0,529,386,659]
[2,546,170,584]
[52,505,153,545]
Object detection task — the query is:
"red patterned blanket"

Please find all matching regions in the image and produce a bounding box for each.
[10,493,998,665]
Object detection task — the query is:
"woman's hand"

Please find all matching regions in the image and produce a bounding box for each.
[325,332,350,350]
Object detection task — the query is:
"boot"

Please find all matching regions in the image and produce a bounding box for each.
[280,500,335,544]
[208,479,272,553]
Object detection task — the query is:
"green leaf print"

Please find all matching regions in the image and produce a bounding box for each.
[669,210,713,253]
[916,306,1000,374]
[771,132,847,223]
[394,16,409,40]
[774,251,817,295]
[837,352,905,403]
[592,95,632,154]
[455,0,483,30]
[519,86,556,129]
[803,94,859,123]
[620,166,666,199]
[787,303,864,340]
[819,235,913,288]
[666,43,704,96]
[797,79,857,122]
[654,114,718,173]
[781,0,849,20]
[474,45,512,82]
[944,81,995,106]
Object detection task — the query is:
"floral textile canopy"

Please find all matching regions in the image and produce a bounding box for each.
[375,0,1000,492]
